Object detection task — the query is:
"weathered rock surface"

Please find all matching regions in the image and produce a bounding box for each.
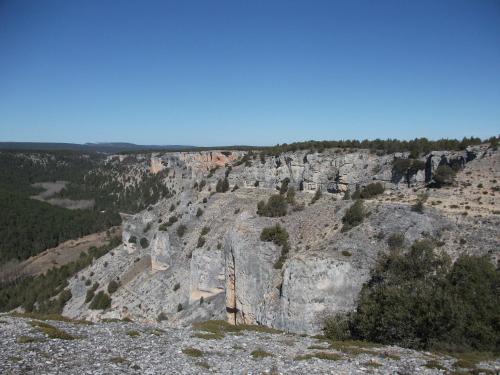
[2,315,499,374]
[60,144,499,336]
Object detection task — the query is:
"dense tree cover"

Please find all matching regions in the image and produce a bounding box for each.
[260,136,496,157]
[325,240,500,352]
[0,151,172,264]
[0,190,121,264]
[55,165,171,213]
[0,237,120,313]
[0,151,99,194]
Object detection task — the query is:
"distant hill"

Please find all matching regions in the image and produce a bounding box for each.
[0,142,195,153]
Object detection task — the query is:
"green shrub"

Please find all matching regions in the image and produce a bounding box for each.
[173,282,180,291]
[310,188,322,204]
[343,190,351,200]
[201,226,210,236]
[197,236,206,248]
[107,280,119,294]
[216,178,230,193]
[341,200,365,232]
[324,314,352,341]
[177,303,183,312]
[286,187,296,204]
[128,236,137,244]
[347,240,500,351]
[89,291,111,310]
[257,194,288,217]
[387,233,404,250]
[433,165,456,187]
[260,225,291,269]
[279,178,290,194]
[176,224,187,237]
[196,208,203,217]
[352,183,385,199]
[139,237,149,248]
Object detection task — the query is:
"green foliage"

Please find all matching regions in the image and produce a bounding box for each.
[196,208,203,217]
[177,303,184,312]
[352,183,385,199]
[0,237,119,313]
[310,188,322,204]
[259,137,485,157]
[433,165,456,187]
[107,280,119,294]
[346,240,500,351]
[324,314,352,341]
[201,226,210,236]
[197,236,206,248]
[128,236,137,244]
[89,291,111,310]
[341,200,365,232]
[0,189,121,264]
[139,237,149,248]
[279,178,290,194]
[286,187,296,204]
[343,190,351,200]
[159,215,177,230]
[260,225,291,269]
[257,194,288,217]
[392,158,426,182]
[387,233,404,250]
[216,177,230,193]
[176,224,187,237]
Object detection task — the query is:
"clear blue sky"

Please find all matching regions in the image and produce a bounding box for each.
[0,0,499,146]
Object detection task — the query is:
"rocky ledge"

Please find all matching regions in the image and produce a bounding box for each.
[0,315,498,374]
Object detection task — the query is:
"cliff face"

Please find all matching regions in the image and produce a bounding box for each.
[63,144,499,334]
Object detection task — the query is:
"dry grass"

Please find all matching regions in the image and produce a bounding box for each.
[10,312,92,325]
[29,320,76,340]
[192,320,281,339]
[295,352,343,361]
[251,349,274,358]
[182,347,203,358]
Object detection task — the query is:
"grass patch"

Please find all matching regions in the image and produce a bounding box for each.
[109,356,129,364]
[192,332,224,340]
[251,349,273,358]
[10,312,92,325]
[182,347,203,358]
[424,360,447,370]
[29,320,76,340]
[16,335,45,344]
[295,352,343,361]
[192,320,281,339]
[126,330,140,337]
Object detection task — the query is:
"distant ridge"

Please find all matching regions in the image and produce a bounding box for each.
[0,142,195,153]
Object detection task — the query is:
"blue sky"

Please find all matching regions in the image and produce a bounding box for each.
[0,0,499,146]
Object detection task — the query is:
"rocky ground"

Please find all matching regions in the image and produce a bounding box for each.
[1,315,498,375]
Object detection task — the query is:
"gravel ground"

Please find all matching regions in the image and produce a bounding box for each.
[0,315,498,375]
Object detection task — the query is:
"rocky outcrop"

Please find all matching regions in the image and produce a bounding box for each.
[62,144,499,334]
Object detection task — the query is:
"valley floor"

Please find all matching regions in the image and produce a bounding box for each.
[0,315,498,375]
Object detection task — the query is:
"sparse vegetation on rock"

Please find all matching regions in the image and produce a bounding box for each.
[257,194,288,217]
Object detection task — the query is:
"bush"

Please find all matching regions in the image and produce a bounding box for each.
[197,236,206,248]
[216,178,230,193]
[341,200,365,232]
[433,165,456,187]
[107,280,119,294]
[352,183,385,199]
[128,236,137,244]
[176,224,187,237]
[310,188,322,204]
[196,208,203,217]
[387,233,404,250]
[260,225,290,269]
[257,194,288,217]
[279,178,290,194]
[347,240,500,351]
[89,291,111,310]
[201,226,210,236]
[324,314,352,341]
[139,237,149,248]
[342,190,351,200]
[177,303,183,312]
[286,187,296,204]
